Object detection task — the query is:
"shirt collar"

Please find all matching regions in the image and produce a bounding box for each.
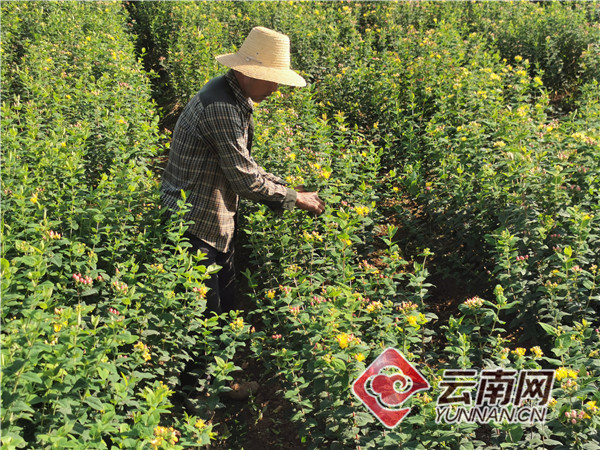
[225,70,254,114]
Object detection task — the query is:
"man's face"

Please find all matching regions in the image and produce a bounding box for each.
[236,72,279,103]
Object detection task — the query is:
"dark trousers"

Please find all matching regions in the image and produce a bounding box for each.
[184,232,237,315]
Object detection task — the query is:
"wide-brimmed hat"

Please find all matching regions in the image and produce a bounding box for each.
[215,26,306,87]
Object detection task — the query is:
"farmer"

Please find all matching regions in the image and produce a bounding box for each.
[161,26,325,315]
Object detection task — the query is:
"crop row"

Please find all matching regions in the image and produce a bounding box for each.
[1,2,247,448]
[321,18,600,334]
[2,1,599,449]
[132,1,600,449]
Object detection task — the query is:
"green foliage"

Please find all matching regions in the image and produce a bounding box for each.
[128,0,367,102]
[3,1,599,449]
[1,2,246,448]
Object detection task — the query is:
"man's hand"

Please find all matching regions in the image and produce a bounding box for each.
[295,191,325,215]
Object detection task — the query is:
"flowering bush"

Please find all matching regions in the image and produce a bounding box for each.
[3,2,599,449]
[1,3,247,448]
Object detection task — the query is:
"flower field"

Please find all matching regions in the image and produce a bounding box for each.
[2,1,599,449]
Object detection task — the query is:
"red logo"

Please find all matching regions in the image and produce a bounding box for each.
[352,348,430,428]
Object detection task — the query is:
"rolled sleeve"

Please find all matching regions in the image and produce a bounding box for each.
[282,187,297,210]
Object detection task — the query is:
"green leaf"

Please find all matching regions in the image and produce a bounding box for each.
[20,372,43,385]
[538,322,558,336]
[1,431,28,449]
[330,357,346,372]
[214,356,226,368]
[505,423,524,442]
[0,258,10,278]
[84,396,106,411]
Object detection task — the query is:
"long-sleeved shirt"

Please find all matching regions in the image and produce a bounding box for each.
[161,70,297,252]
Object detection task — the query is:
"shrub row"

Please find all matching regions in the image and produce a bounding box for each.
[3,2,598,449]
[242,81,600,450]
[131,1,599,109]
[130,1,600,448]
[1,2,246,448]
[321,16,600,332]
[128,0,372,104]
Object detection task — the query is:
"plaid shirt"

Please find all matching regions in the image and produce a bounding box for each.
[161,70,296,252]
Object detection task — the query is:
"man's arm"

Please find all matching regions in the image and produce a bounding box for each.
[201,103,292,205]
[255,163,286,186]
[201,103,324,214]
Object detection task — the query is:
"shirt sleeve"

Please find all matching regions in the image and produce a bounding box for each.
[199,102,296,210]
[256,163,287,186]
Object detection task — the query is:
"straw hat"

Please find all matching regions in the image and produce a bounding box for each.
[215,26,306,87]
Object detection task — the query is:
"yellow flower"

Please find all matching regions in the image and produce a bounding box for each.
[134,341,151,361]
[336,333,349,349]
[354,353,365,362]
[512,347,526,357]
[336,333,356,349]
[407,315,418,328]
[366,301,383,313]
[340,237,352,246]
[266,290,275,299]
[319,168,332,180]
[555,367,578,381]
[354,206,370,217]
[195,418,208,430]
[30,192,38,204]
[586,401,598,413]
[230,317,244,332]
[530,346,543,358]
[192,285,208,298]
[420,393,433,404]
[152,426,179,447]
